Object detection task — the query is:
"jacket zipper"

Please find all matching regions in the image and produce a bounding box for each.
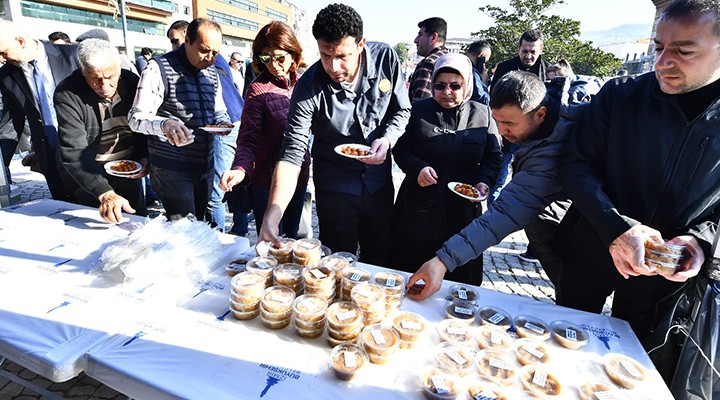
[645,99,714,223]
[684,136,710,189]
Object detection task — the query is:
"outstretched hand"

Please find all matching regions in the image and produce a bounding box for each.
[406,257,448,300]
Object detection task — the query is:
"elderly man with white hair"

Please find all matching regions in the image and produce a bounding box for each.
[54,38,148,223]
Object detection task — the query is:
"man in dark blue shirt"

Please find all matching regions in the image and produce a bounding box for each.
[258,4,411,266]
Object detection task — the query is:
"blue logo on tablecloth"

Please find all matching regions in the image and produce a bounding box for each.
[46,301,70,314]
[122,331,145,347]
[582,324,620,350]
[258,364,300,397]
[192,280,226,298]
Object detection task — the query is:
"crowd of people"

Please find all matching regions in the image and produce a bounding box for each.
[0,0,718,384]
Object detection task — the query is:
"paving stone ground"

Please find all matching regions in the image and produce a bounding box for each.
[0,157,603,399]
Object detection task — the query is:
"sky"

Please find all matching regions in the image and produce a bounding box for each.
[292,0,658,45]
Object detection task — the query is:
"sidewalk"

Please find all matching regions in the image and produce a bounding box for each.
[0,158,556,400]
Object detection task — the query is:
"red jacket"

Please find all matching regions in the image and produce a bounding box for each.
[231,71,310,188]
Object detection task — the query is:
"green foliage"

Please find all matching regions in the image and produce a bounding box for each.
[393,42,408,64]
[474,0,621,77]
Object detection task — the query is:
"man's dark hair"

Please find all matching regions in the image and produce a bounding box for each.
[48,31,70,43]
[519,29,544,45]
[490,71,547,112]
[167,20,189,38]
[467,40,491,56]
[418,17,447,43]
[660,0,720,36]
[186,18,222,44]
[312,3,363,44]
[140,47,153,56]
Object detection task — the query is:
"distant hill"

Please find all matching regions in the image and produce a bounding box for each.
[580,23,652,46]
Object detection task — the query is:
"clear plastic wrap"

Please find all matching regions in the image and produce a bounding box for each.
[100,215,223,283]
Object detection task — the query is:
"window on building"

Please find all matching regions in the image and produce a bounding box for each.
[184,6,190,15]
[207,9,258,31]
[20,1,165,35]
[265,8,287,22]
[127,0,176,13]
[217,0,258,13]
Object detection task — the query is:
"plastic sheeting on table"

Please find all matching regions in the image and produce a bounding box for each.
[0,200,249,382]
[84,262,674,400]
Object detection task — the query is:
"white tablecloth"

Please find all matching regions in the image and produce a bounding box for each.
[84,263,674,399]
[0,200,673,399]
[0,200,249,382]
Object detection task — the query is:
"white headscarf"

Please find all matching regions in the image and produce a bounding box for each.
[431,53,474,104]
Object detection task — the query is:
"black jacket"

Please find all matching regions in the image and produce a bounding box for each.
[54,68,146,199]
[0,42,78,168]
[491,55,551,88]
[393,98,502,238]
[560,72,720,268]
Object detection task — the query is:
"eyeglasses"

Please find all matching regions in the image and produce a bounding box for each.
[258,53,288,64]
[230,58,242,63]
[433,82,463,91]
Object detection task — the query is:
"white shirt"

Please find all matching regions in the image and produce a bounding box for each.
[22,41,58,128]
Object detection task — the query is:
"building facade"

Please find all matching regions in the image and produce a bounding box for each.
[0,0,301,62]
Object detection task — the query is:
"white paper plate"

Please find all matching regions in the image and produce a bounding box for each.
[447,181,487,201]
[200,126,234,134]
[334,144,374,159]
[104,160,142,176]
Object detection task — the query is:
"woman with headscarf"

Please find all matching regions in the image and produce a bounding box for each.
[391,53,502,285]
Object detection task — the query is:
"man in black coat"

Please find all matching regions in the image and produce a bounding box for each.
[55,39,147,223]
[0,20,79,200]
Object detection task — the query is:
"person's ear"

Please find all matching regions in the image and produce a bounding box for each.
[534,105,547,123]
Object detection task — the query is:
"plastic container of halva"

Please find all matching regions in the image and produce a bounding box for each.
[436,318,474,345]
[330,343,368,380]
[292,238,322,266]
[444,300,476,324]
[359,324,399,364]
[392,311,426,348]
[434,342,474,376]
[245,256,278,287]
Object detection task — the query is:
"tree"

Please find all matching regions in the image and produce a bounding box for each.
[393,42,408,64]
[474,0,622,77]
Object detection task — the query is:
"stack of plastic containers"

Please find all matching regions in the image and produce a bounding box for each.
[229,271,266,320]
[303,264,336,302]
[373,271,405,316]
[340,266,371,301]
[291,294,328,338]
[259,285,296,329]
[350,283,386,325]
[325,301,364,347]
[273,263,304,296]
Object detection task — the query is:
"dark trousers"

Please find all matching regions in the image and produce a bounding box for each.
[524,200,571,290]
[251,183,307,239]
[315,184,394,267]
[554,208,684,340]
[150,165,212,221]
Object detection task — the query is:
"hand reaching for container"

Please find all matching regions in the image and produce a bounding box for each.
[406,256,447,300]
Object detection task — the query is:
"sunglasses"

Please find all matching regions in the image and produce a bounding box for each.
[230,58,242,63]
[258,53,288,64]
[433,82,463,91]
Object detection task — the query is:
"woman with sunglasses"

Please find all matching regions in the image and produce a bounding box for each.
[390,53,502,285]
[220,21,310,238]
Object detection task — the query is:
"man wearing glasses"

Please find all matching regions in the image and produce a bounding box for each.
[228,52,245,94]
[258,4,411,267]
